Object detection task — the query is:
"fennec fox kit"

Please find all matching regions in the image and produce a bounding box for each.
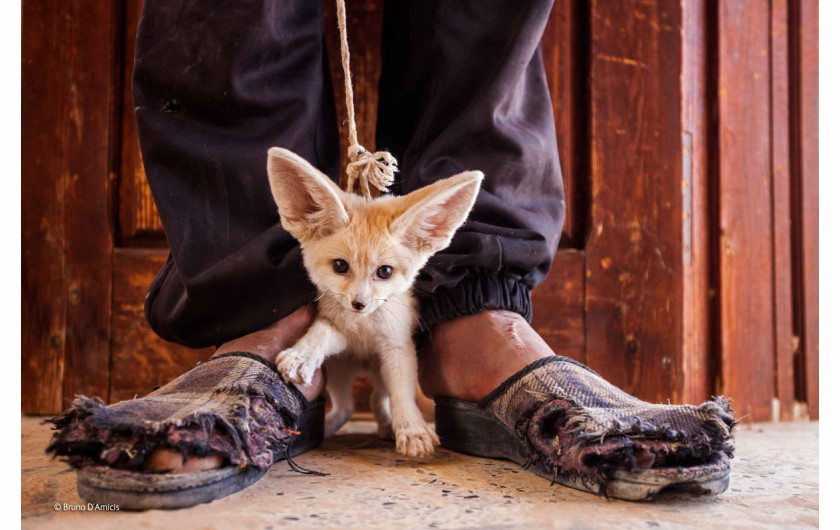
[266,148,482,457]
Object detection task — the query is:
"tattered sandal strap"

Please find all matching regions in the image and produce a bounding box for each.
[481,355,735,444]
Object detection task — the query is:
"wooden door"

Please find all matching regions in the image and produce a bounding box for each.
[23,0,818,422]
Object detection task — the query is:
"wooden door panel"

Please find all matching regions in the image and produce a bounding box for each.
[680,0,713,405]
[716,1,779,422]
[22,0,70,413]
[542,0,588,247]
[584,0,684,403]
[22,0,117,413]
[23,0,818,421]
[118,0,164,244]
[531,251,586,363]
[110,249,213,402]
[769,0,796,420]
[793,0,819,419]
[324,0,382,192]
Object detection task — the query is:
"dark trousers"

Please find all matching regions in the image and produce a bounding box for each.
[135,0,565,348]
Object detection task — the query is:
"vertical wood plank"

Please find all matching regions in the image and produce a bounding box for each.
[22,0,118,413]
[680,0,713,404]
[22,0,67,413]
[118,0,165,243]
[770,0,795,420]
[542,0,587,247]
[585,0,684,402]
[795,0,819,419]
[61,0,117,407]
[324,0,383,191]
[110,249,212,403]
[716,0,775,421]
[531,251,586,363]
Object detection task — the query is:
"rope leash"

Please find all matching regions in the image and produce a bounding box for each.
[335,0,398,199]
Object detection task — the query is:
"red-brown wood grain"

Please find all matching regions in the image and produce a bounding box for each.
[531,251,586,363]
[324,0,383,193]
[770,0,796,421]
[794,0,819,419]
[680,0,713,405]
[62,4,118,411]
[118,0,165,244]
[22,0,68,413]
[22,0,118,413]
[110,248,213,402]
[585,0,684,403]
[716,0,776,421]
[542,0,588,248]
[21,0,819,420]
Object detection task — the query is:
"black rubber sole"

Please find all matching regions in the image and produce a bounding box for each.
[435,398,730,501]
[76,397,325,511]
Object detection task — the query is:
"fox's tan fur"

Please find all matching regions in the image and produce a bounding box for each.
[266,147,483,457]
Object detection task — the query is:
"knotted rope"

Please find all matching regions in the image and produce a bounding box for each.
[336,0,397,199]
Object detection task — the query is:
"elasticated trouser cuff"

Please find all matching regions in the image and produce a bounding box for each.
[419,274,533,332]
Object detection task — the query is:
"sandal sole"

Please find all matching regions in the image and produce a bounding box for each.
[435,398,730,501]
[76,396,325,511]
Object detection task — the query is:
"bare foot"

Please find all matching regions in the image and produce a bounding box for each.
[144,305,324,473]
[418,310,553,402]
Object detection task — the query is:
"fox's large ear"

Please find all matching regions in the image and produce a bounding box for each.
[267,147,349,241]
[390,171,483,255]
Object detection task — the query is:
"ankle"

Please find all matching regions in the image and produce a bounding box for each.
[214,305,323,401]
[215,305,315,361]
[418,310,553,402]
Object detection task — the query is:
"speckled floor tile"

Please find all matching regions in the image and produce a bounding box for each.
[22,417,818,529]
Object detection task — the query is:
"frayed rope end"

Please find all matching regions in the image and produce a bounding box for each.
[345,144,398,200]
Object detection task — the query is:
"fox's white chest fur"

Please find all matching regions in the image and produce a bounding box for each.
[316,291,420,443]
[318,292,417,357]
[265,147,482,457]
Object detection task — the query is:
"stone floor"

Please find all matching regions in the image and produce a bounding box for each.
[22,417,818,529]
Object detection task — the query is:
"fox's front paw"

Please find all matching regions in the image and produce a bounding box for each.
[395,421,439,458]
[275,347,319,386]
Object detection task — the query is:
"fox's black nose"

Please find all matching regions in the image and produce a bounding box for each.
[351,300,366,311]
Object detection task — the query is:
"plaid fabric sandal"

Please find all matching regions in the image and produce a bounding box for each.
[435,356,736,501]
[46,352,325,510]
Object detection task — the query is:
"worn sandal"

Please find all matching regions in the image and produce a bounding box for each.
[435,356,736,501]
[46,352,325,510]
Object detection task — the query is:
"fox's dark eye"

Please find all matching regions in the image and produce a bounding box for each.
[376,265,393,279]
[332,259,349,274]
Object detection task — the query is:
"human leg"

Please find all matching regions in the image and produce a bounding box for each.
[376,0,563,394]
[47,0,337,507]
[377,0,735,499]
